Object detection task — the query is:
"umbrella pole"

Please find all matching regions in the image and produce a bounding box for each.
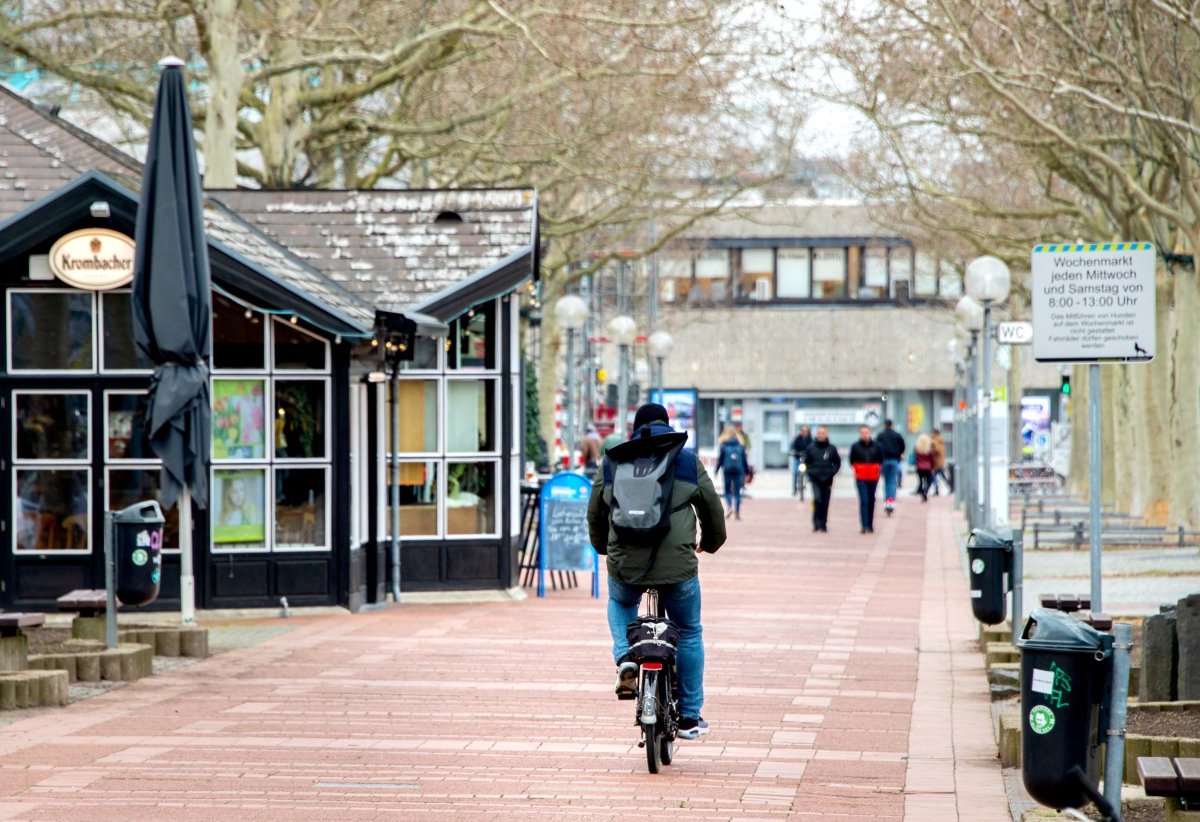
[180,486,197,624]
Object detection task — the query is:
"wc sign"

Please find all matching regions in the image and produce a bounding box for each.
[996,321,1034,345]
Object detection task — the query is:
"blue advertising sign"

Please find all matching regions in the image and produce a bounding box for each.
[538,471,599,598]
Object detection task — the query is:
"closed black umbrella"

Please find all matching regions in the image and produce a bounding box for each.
[131,57,212,621]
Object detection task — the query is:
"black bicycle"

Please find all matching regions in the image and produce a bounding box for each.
[634,588,679,774]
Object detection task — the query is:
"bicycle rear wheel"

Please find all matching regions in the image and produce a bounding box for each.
[659,669,676,765]
[642,670,661,773]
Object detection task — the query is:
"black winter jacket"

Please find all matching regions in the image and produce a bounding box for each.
[803,439,841,483]
[876,428,906,461]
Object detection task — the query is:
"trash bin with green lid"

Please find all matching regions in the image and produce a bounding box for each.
[967,528,1012,625]
[113,501,164,607]
[1019,608,1113,810]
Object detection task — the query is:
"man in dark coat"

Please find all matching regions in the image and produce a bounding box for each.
[849,425,884,534]
[876,419,906,507]
[803,426,841,532]
[588,403,727,739]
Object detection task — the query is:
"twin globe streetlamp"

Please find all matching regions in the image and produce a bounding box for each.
[963,256,1012,528]
[554,295,589,467]
[607,314,638,437]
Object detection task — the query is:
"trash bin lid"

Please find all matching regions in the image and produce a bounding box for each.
[969,528,1012,549]
[113,500,165,525]
[1019,608,1106,652]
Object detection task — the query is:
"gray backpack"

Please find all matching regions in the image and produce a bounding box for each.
[606,426,688,549]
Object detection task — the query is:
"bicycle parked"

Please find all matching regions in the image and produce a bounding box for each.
[625,588,680,773]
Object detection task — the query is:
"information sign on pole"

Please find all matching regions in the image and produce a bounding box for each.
[1031,243,1156,363]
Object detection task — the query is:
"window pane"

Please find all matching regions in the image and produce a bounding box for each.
[213,468,267,547]
[447,461,495,535]
[212,293,265,370]
[108,469,179,550]
[741,248,773,275]
[695,249,729,279]
[16,393,89,460]
[915,253,938,296]
[394,460,438,536]
[659,254,691,279]
[274,320,328,370]
[212,379,267,459]
[400,337,439,371]
[392,380,438,453]
[107,393,155,460]
[447,380,495,452]
[777,249,811,298]
[275,468,327,548]
[15,469,89,552]
[813,248,846,298]
[101,292,151,370]
[863,247,889,287]
[274,380,326,459]
[939,260,963,298]
[10,291,94,371]
[449,301,495,369]
[890,248,913,297]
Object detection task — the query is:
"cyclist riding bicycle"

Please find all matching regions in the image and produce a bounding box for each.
[587,403,727,739]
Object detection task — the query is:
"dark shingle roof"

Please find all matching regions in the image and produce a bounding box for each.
[214,188,537,314]
[0,86,374,335]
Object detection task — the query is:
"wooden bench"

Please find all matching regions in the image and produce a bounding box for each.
[57,589,111,617]
[1040,594,1091,613]
[1138,756,1200,808]
[0,613,44,638]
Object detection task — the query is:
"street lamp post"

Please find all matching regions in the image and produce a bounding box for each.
[946,338,965,511]
[957,297,985,528]
[608,315,637,437]
[647,330,674,398]
[554,295,589,469]
[965,257,1012,529]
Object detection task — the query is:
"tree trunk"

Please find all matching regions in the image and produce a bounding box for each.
[1111,365,1134,512]
[1169,267,1200,527]
[195,0,240,188]
[1068,366,1089,498]
[537,282,564,471]
[1099,364,1116,508]
[1130,277,1172,521]
[260,0,306,188]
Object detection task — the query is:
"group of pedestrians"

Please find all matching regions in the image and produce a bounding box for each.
[789,419,949,534]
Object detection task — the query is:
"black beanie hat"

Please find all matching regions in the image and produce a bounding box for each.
[632,403,669,431]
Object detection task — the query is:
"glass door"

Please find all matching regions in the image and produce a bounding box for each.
[761,409,790,469]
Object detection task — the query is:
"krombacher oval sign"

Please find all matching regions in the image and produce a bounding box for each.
[48,228,136,290]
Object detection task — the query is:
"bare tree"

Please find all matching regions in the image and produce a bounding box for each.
[815,0,1200,524]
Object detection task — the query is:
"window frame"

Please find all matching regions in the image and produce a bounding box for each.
[7,288,97,374]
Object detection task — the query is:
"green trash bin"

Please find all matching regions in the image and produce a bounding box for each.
[967,528,1012,625]
[1019,608,1113,810]
[113,501,164,607]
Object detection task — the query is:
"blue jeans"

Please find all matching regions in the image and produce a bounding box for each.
[608,575,704,719]
[856,479,878,530]
[723,471,745,514]
[881,459,901,501]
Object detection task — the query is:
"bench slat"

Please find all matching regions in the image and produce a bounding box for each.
[1139,756,1181,796]
[1175,757,1200,794]
[0,614,45,628]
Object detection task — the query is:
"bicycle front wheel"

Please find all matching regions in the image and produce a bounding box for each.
[642,670,661,774]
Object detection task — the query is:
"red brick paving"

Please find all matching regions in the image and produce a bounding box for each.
[0,497,1007,820]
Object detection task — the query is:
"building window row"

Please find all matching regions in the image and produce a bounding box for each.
[658,246,963,304]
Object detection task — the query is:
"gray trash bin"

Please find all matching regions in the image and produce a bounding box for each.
[967,528,1012,625]
[1019,608,1113,809]
[113,501,164,607]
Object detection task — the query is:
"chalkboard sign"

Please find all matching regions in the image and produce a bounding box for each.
[538,472,599,598]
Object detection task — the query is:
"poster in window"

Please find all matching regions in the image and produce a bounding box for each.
[650,388,698,447]
[213,468,266,544]
[212,379,266,459]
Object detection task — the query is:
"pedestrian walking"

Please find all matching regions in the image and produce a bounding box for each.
[848,425,883,533]
[715,425,748,519]
[930,429,948,494]
[876,419,906,516]
[789,424,813,500]
[580,426,602,478]
[803,426,841,532]
[914,432,934,502]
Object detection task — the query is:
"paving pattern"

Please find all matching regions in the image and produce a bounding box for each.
[0,497,1007,821]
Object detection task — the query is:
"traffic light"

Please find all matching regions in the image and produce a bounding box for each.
[1060,375,1071,395]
